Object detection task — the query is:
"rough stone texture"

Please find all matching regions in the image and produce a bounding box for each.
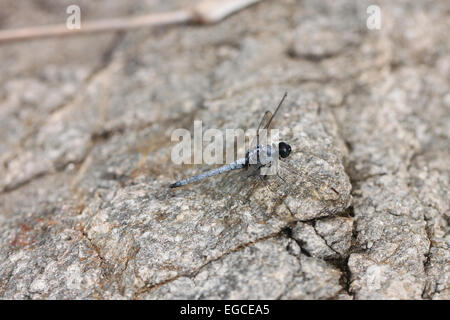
[143,237,343,300]
[0,0,448,299]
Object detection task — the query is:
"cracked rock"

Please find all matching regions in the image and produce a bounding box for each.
[315,217,353,256]
[143,237,344,300]
[291,222,338,259]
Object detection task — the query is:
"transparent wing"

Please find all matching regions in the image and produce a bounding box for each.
[257,111,273,132]
[254,111,273,148]
[252,92,287,148]
[262,92,287,130]
[209,152,340,229]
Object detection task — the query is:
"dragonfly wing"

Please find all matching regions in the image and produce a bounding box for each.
[263,159,340,202]
[258,111,273,132]
[263,92,287,130]
[252,111,272,148]
[252,92,287,148]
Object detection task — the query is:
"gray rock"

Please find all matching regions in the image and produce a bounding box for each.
[291,222,338,259]
[315,217,353,256]
[142,237,345,300]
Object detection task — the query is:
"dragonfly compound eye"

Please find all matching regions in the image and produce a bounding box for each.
[279,142,291,158]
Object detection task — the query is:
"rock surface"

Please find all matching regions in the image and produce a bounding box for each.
[0,0,448,299]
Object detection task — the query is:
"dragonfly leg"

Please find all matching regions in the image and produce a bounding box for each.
[258,175,288,203]
[276,170,287,184]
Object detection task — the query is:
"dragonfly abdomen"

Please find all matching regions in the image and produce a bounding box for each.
[169,158,246,188]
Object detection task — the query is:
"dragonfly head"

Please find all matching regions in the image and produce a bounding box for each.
[278,142,291,158]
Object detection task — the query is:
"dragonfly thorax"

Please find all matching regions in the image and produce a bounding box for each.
[245,144,276,167]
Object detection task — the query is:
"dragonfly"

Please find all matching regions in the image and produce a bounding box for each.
[170,93,292,189]
[169,93,339,203]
